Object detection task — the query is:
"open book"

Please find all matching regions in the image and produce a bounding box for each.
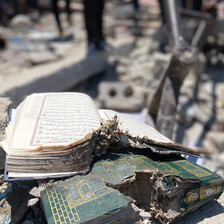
[0,92,199,181]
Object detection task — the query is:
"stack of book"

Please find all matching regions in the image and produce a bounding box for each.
[1,92,200,181]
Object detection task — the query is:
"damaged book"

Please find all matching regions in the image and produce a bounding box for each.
[41,152,224,224]
[1,92,201,181]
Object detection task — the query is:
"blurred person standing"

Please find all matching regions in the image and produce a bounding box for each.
[51,0,72,36]
[83,0,106,56]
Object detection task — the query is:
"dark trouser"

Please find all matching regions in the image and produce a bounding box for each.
[83,0,104,46]
[51,0,71,34]
[132,0,139,11]
[193,0,202,11]
[158,0,165,25]
[27,0,38,9]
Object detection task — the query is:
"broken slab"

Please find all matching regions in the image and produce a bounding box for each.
[0,37,135,107]
[41,152,224,224]
[0,97,11,171]
[98,82,146,112]
[10,15,32,29]
[0,50,106,107]
[0,97,11,141]
[110,36,135,57]
[27,50,59,65]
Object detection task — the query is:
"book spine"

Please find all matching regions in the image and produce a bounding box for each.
[181,180,224,209]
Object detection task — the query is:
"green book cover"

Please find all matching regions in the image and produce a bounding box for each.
[41,152,224,224]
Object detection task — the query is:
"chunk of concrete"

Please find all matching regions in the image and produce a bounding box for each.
[0,51,106,107]
[0,97,11,171]
[0,98,11,141]
[98,82,146,112]
[28,50,58,65]
[0,38,134,107]
[203,131,224,154]
[10,15,32,29]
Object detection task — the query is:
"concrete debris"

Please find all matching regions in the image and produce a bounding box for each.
[112,4,135,20]
[27,31,57,42]
[139,210,152,221]
[100,38,169,116]
[29,187,41,198]
[190,103,213,126]
[98,82,146,111]
[28,50,58,65]
[204,34,224,67]
[10,15,32,29]
[175,61,224,152]
[0,97,11,141]
[116,42,167,89]
[28,198,39,207]
[203,131,224,154]
[0,97,11,171]
[181,121,204,149]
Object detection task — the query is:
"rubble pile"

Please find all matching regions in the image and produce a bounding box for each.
[102,26,224,179]
[175,64,224,176]
[0,10,81,75]
[99,37,170,118]
[204,34,224,66]
[0,98,11,170]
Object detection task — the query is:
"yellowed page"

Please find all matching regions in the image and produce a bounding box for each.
[99,109,171,143]
[8,171,77,179]
[8,92,101,151]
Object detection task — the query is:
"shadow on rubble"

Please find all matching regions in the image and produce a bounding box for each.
[6,181,47,224]
[70,63,120,99]
[175,64,224,146]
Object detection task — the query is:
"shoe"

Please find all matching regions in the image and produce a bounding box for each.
[98,40,112,52]
[86,43,99,57]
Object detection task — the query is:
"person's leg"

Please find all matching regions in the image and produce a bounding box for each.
[51,0,62,35]
[132,0,139,11]
[83,0,95,45]
[84,0,106,54]
[13,0,19,15]
[193,0,202,11]
[181,0,186,8]
[27,0,38,9]
[65,0,72,25]
[95,0,104,46]
[158,0,165,25]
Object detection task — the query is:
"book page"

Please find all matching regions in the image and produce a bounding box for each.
[9,93,101,151]
[7,171,77,179]
[99,109,171,143]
